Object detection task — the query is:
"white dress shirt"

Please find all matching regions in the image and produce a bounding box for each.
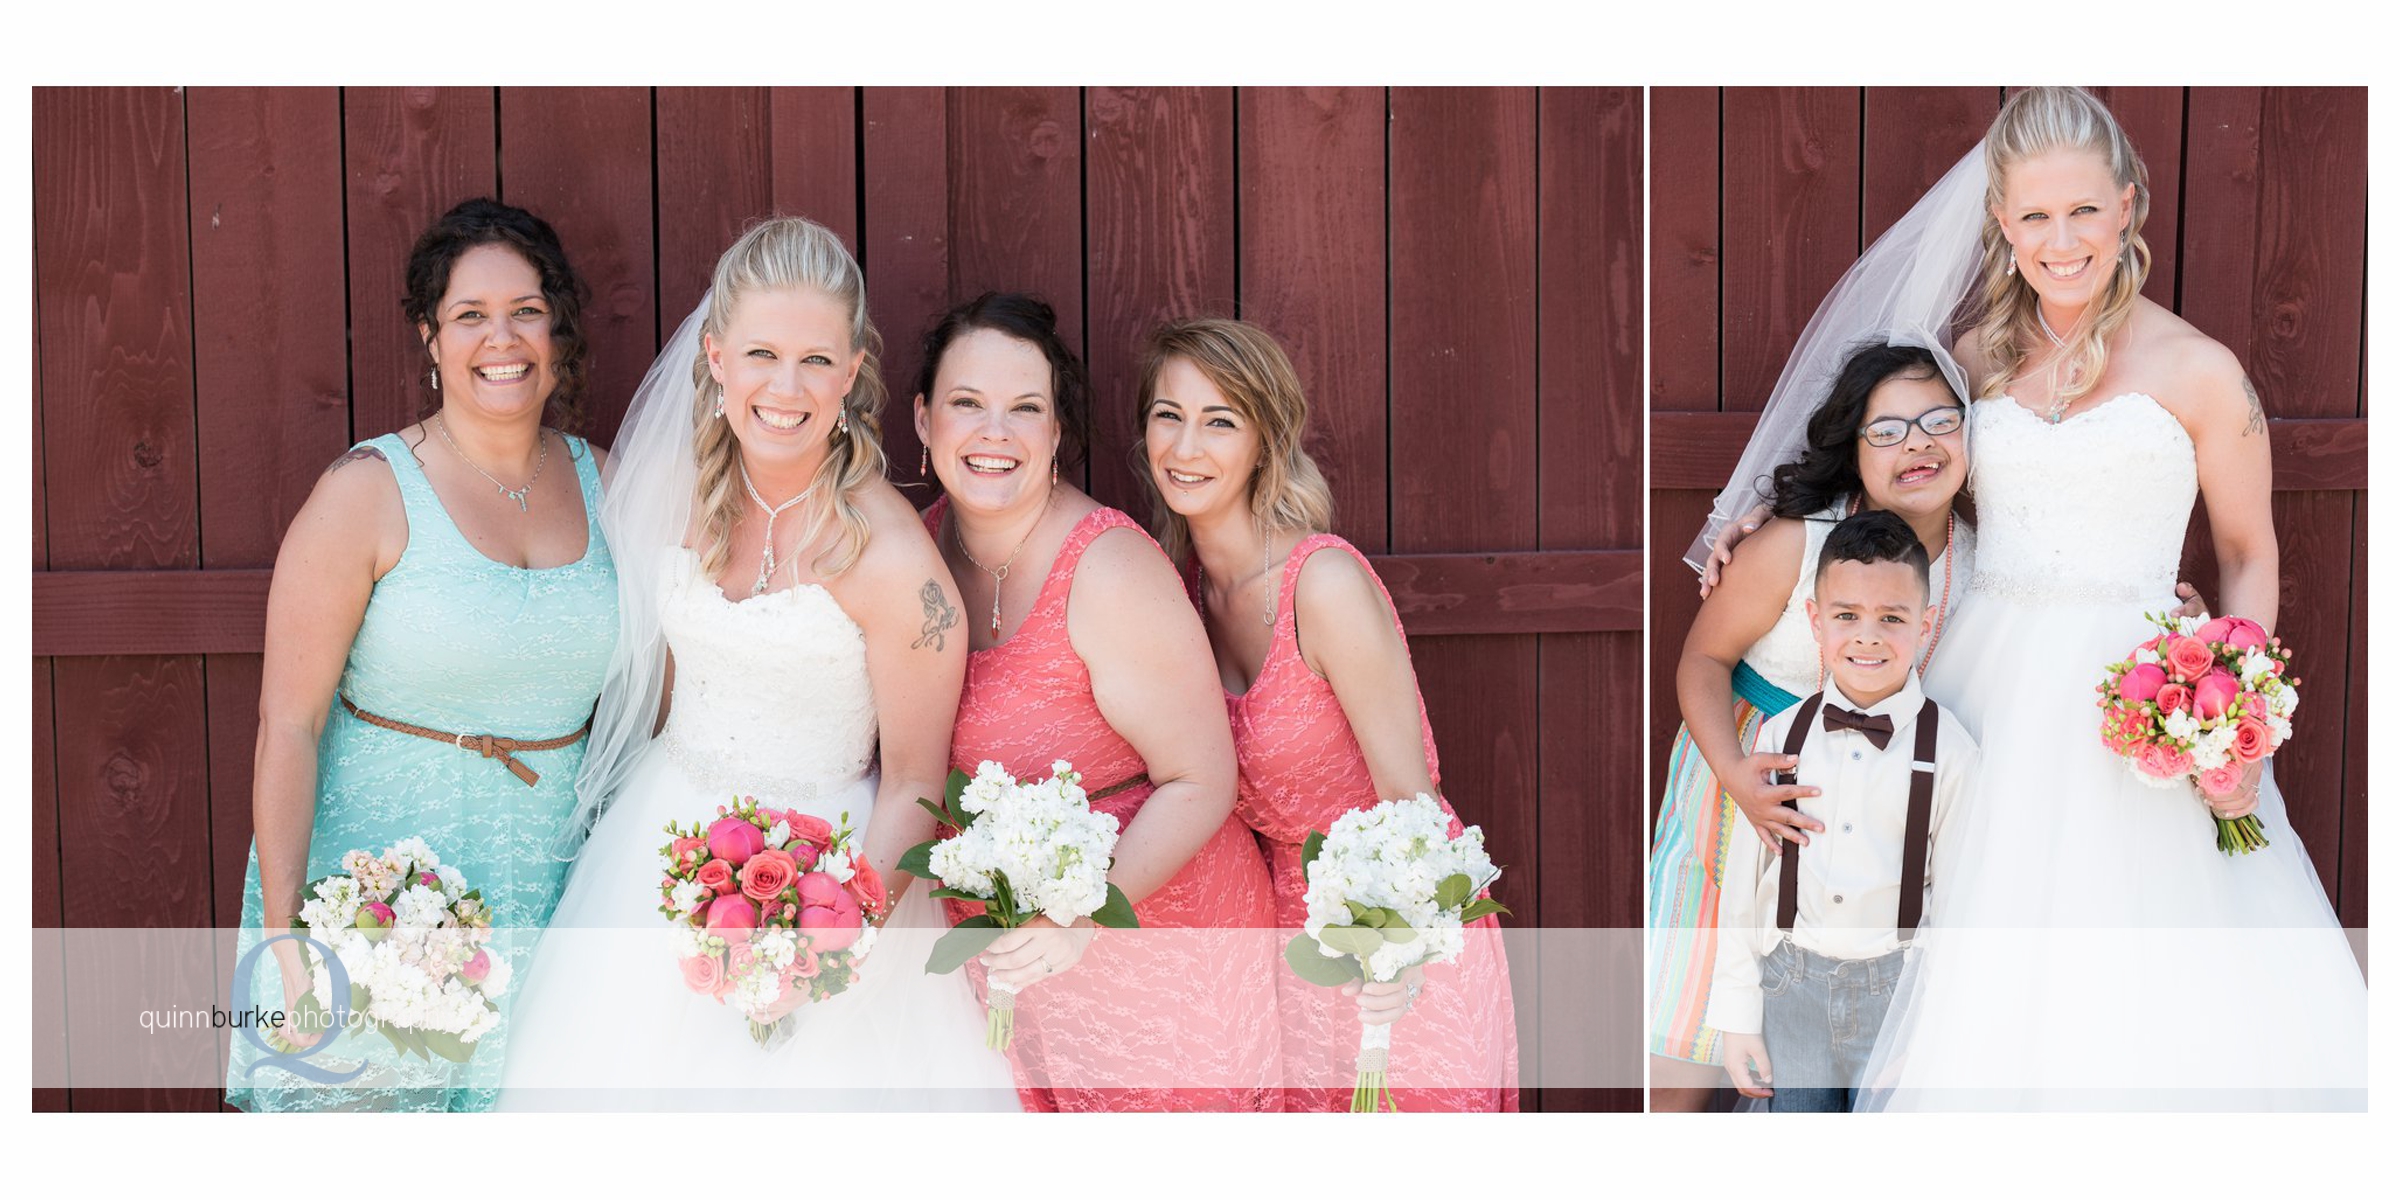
[1705,670,1979,1036]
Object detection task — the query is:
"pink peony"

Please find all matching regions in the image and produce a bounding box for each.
[2230,716,2275,764]
[798,895,863,954]
[459,948,492,985]
[356,901,395,933]
[2197,616,2271,651]
[2193,669,2241,721]
[2197,764,2245,798]
[2116,663,2168,703]
[2163,637,2217,683]
[2154,682,2193,714]
[696,858,738,896]
[678,953,727,997]
[707,816,766,867]
[705,894,759,932]
[795,871,846,909]
[738,849,799,904]
[788,840,822,870]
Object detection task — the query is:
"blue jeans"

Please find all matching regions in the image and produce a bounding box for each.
[1758,939,1908,1113]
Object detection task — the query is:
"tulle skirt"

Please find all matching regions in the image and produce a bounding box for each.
[496,749,1020,1110]
[1861,590,2366,1110]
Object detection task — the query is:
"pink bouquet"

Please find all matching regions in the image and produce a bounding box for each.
[2096,614,2300,856]
[656,796,889,1046]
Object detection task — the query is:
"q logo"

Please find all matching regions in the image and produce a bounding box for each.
[231,933,367,1084]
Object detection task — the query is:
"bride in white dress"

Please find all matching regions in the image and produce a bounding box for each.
[500,217,1017,1109]
[1706,88,2364,1110]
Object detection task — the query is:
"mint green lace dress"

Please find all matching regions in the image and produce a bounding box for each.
[225,430,616,1113]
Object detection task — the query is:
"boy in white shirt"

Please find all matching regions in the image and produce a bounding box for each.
[1709,509,1978,1112]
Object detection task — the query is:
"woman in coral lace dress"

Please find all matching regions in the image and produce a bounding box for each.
[1134,318,1518,1111]
[911,293,1283,1111]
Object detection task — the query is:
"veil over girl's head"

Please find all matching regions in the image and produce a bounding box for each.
[1971,86,2152,410]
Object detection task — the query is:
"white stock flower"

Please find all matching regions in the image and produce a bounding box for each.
[669,879,708,916]
[2133,646,2162,667]
[2161,709,2202,742]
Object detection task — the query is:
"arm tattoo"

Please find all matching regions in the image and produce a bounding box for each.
[2241,376,2267,437]
[323,446,387,475]
[911,579,960,651]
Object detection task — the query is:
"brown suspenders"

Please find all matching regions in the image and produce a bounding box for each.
[1773,693,1940,939]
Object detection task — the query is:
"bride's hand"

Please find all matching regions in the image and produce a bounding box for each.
[2202,759,2265,821]
[1727,750,1824,850]
[1698,504,1773,598]
[2168,581,2210,622]
[1342,964,1426,1027]
[980,915,1098,992]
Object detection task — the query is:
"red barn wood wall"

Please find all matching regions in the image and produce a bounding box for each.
[1648,88,2369,934]
[32,86,1642,1112]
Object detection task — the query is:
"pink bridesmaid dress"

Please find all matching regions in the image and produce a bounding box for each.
[1225,533,1521,1111]
[930,501,1283,1111]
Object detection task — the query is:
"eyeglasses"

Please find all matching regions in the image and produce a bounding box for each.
[1859,405,1965,448]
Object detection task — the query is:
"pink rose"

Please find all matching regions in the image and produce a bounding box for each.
[786,813,836,850]
[846,860,888,919]
[2116,663,2167,703]
[2154,682,2192,714]
[795,871,845,909]
[2197,764,2244,798]
[2230,716,2275,764]
[2162,636,2217,682]
[705,894,759,932]
[2193,669,2241,721]
[799,897,863,954]
[788,947,822,980]
[2135,742,2188,780]
[459,948,492,985]
[696,858,738,896]
[707,816,765,867]
[739,849,799,904]
[678,953,728,997]
[669,836,708,868]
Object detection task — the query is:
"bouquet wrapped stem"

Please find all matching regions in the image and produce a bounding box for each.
[1353,1017,1396,1113]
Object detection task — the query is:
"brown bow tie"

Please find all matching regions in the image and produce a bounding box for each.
[1823,705,1895,750]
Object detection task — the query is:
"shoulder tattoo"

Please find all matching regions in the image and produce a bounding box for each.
[323,446,387,475]
[911,578,960,651]
[2241,376,2266,437]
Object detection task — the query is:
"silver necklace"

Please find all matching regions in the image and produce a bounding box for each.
[955,487,1055,636]
[2034,308,2077,424]
[434,414,545,512]
[1198,524,1277,628]
[738,462,819,597]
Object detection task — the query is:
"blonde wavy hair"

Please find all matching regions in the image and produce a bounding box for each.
[689,217,888,581]
[1133,318,1335,564]
[1971,86,2153,407]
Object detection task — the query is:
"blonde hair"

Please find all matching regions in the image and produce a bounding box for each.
[689,217,888,581]
[1972,86,2152,407]
[1133,318,1335,564]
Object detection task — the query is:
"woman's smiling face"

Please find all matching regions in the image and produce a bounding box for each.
[1994,147,2137,315]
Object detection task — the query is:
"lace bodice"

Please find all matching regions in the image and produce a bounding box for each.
[653,549,876,804]
[1967,395,2195,604]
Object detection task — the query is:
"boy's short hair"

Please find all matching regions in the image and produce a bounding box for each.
[1816,509,1931,599]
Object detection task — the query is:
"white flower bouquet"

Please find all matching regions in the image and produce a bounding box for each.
[900,761,1138,1049]
[1285,794,1509,1111]
[287,837,507,1063]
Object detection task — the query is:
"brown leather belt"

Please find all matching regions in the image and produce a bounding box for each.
[340,694,591,787]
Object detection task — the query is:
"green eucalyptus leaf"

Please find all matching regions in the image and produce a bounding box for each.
[913,798,952,832]
[419,1029,475,1064]
[1345,900,1382,927]
[1316,924,1385,960]
[1300,830,1326,871]
[1283,934,1365,987]
[1436,872,1474,911]
[1458,898,1512,923]
[897,841,937,879]
[945,769,972,827]
[926,919,1003,975]
[1091,883,1140,929]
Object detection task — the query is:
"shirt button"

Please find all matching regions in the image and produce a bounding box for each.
[1850,750,1862,761]
[1832,894,1844,904]
[1842,823,1853,833]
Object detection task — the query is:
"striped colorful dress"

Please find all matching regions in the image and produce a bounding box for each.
[1645,506,1969,1064]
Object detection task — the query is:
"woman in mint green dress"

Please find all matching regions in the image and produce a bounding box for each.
[225,200,616,1112]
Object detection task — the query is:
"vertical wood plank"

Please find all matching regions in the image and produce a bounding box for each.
[2338,500,2366,927]
[1719,87,1860,409]
[1861,87,1995,245]
[768,88,861,254]
[203,656,263,930]
[1650,87,1720,412]
[861,87,950,502]
[343,87,498,442]
[1236,86,1387,553]
[655,87,771,331]
[33,658,67,1110]
[1082,86,1235,513]
[2085,86,2184,311]
[947,89,1085,379]
[34,271,49,567]
[499,87,656,446]
[186,87,352,568]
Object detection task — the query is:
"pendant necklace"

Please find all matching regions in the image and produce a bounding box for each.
[956,487,1055,636]
[738,462,819,597]
[2035,308,2076,424]
[1198,522,1278,629]
[434,413,546,512]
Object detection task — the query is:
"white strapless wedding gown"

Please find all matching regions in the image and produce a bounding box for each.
[1862,395,2366,1110]
[498,550,1019,1109]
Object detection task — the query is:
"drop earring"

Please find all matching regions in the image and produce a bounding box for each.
[2005,254,2016,278]
[919,445,929,478]
[428,363,441,391]
[1051,458,1060,487]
